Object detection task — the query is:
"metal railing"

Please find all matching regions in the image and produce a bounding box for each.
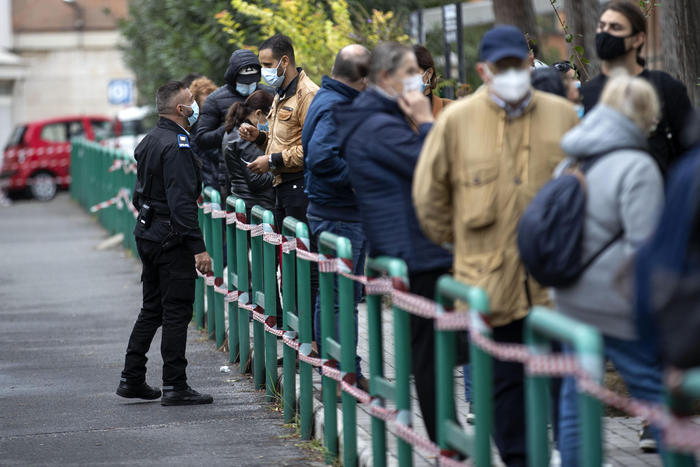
[71,146,700,466]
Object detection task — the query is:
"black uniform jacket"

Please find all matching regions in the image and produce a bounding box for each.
[132,117,206,255]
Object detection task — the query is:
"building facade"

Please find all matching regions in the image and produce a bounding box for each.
[1,0,133,148]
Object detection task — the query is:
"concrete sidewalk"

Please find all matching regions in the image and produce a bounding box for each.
[0,193,322,466]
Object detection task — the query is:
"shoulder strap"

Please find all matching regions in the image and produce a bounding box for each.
[580,229,624,273]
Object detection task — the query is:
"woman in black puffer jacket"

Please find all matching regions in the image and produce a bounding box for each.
[222,90,275,215]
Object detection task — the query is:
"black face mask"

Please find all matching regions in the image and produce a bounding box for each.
[595,31,635,60]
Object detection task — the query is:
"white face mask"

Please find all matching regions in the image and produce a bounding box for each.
[402,74,424,94]
[485,67,531,103]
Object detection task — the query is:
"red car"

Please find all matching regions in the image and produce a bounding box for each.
[1,115,117,201]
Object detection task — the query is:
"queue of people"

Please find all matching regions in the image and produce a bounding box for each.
[118,2,697,465]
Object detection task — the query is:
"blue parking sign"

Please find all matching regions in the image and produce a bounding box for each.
[108,79,133,105]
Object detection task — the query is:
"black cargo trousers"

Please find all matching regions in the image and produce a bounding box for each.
[121,238,196,389]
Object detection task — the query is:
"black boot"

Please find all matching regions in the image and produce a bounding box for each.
[161,386,213,406]
[116,380,162,400]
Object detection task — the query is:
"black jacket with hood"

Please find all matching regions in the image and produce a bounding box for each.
[194,49,271,152]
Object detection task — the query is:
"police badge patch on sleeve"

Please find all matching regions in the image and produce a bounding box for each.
[177,134,190,148]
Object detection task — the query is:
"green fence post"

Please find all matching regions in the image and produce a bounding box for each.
[434,276,491,465]
[204,187,224,349]
[257,207,279,403]
[250,206,266,390]
[294,221,313,440]
[281,217,300,425]
[318,231,356,467]
[194,196,205,330]
[235,198,251,373]
[226,195,240,363]
[202,188,216,341]
[524,307,604,467]
[665,367,700,467]
[365,257,412,466]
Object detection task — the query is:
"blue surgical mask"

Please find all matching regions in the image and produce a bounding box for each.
[257,121,269,132]
[236,82,257,96]
[182,100,199,126]
[420,70,430,93]
[261,58,285,88]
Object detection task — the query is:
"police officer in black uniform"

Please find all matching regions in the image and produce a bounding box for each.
[116,81,214,406]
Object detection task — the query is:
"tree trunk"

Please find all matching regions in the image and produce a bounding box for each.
[492,0,539,52]
[563,0,601,82]
[660,0,700,106]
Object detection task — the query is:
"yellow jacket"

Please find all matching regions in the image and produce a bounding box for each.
[413,88,579,326]
[265,70,319,186]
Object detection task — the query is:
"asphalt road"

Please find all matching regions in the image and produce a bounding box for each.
[0,193,322,466]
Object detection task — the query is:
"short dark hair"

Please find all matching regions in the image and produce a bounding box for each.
[156,81,187,114]
[601,1,647,66]
[368,42,413,84]
[331,45,370,82]
[259,34,295,64]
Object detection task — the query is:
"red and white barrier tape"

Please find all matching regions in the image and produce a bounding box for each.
[108,159,137,174]
[89,188,137,218]
[201,213,700,454]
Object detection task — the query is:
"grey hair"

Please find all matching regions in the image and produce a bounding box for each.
[368,42,413,84]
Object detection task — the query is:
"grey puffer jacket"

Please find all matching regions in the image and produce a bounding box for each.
[553,105,664,340]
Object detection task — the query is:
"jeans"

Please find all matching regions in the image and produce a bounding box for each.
[308,215,367,377]
[275,180,317,334]
[558,335,666,466]
[463,364,473,403]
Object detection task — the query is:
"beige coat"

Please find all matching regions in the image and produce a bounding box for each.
[265,70,319,186]
[413,88,579,327]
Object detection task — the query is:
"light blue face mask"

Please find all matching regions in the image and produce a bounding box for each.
[236,82,257,96]
[261,58,285,88]
[257,120,269,132]
[182,100,199,126]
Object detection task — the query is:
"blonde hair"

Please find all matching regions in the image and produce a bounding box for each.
[189,77,218,109]
[600,72,660,134]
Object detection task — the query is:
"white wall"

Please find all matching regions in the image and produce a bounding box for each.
[12,31,135,123]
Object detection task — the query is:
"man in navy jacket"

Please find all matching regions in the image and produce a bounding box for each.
[302,44,371,387]
[333,42,453,442]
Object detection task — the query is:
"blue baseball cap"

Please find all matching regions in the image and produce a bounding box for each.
[479,25,530,63]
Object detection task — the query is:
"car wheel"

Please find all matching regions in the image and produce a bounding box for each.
[29,172,57,201]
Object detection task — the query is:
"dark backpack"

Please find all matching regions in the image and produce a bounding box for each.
[517,154,623,288]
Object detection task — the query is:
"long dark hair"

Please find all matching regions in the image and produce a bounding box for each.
[224,90,273,133]
[413,44,437,90]
[602,1,647,67]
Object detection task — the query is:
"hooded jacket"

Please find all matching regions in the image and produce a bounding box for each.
[302,76,361,222]
[194,50,270,152]
[553,105,664,340]
[334,88,453,274]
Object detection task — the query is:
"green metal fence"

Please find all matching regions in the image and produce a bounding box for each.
[524,307,604,467]
[71,145,700,466]
[434,275,492,466]
[364,257,413,466]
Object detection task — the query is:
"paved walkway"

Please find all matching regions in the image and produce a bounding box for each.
[0,194,322,466]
